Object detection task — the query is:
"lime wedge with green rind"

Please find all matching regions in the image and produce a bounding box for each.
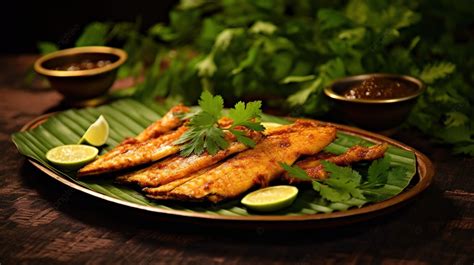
[46,145,98,170]
[241,185,299,212]
[261,122,283,130]
[78,115,109,146]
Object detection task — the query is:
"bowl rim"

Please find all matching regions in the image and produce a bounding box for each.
[34,46,128,77]
[324,73,425,104]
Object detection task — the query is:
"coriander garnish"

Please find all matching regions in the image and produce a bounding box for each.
[280,155,407,204]
[175,91,264,156]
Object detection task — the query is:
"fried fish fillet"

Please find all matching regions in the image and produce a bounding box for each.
[116,130,262,187]
[142,165,220,196]
[77,105,189,177]
[146,120,337,203]
[77,126,187,177]
[282,143,388,183]
[135,105,189,142]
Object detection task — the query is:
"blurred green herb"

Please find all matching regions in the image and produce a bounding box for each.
[37,0,474,155]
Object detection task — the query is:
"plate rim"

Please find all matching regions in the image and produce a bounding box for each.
[20,113,435,222]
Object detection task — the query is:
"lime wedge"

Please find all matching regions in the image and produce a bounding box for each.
[46,145,99,169]
[241,185,298,212]
[79,115,109,146]
[261,122,283,130]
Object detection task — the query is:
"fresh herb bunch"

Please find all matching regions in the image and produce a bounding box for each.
[175,91,264,156]
[38,0,474,155]
[280,155,407,204]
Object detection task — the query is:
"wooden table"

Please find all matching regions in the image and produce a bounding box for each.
[0,55,473,265]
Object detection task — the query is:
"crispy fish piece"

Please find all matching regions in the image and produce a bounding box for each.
[116,130,262,187]
[282,143,389,183]
[142,165,220,197]
[77,126,187,177]
[135,105,189,142]
[77,105,188,177]
[146,120,337,203]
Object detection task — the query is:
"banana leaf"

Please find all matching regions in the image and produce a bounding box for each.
[11,99,416,216]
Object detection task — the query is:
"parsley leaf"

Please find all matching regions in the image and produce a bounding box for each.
[419,62,456,84]
[320,161,365,201]
[175,91,264,156]
[280,157,402,203]
[199,91,223,118]
[318,183,352,202]
[229,129,257,148]
[278,162,311,181]
[282,155,415,205]
[229,101,265,132]
[175,92,225,156]
[363,155,391,188]
[279,161,365,202]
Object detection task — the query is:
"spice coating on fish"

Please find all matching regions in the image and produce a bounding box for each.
[143,164,220,198]
[282,143,388,183]
[135,105,189,142]
[77,105,189,177]
[147,120,337,203]
[116,131,262,187]
[77,126,186,177]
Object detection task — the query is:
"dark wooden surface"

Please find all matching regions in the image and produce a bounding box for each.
[0,55,473,265]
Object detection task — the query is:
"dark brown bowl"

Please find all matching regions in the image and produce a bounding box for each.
[34,46,127,100]
[324,73,425,131]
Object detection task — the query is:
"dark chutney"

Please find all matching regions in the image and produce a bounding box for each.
[54,59,112,71]
[342,77,416,100]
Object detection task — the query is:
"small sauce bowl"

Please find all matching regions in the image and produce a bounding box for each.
[324,73,425,131]
[34,46,127,101]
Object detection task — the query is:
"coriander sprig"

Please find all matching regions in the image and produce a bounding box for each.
[280,155,405,204]
[175,91,264,156]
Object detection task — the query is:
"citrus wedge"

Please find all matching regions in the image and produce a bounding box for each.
[46,145,99,170]
[241,185,298,212]
[79,115,109,146]
[261,122,283,130]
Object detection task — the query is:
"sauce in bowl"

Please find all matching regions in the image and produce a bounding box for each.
[54,59,112,71]
[342,77,417,100]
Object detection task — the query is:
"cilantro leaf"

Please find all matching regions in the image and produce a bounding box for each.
[364,155,391,188]
[176,125,229,156]
[204,126,229,154]
[281,152,413,205]
[175,92,226,156]
[444,112,469,128]
[280,161,365,202]
[229,101,265,131]
[37,41,59,55]
[320,184,352,202]
[177,129,205,157]
[321,161,361,184]
[188,111,218,128]
[199,91,223,118]
[420,62,456,84]
[321,161,365,201]
[278,162,311,181]
[453,144,474,156]
[230,129,257,148]
[362,166,408,202]
[175,91,264,156]
[226,100,265,148]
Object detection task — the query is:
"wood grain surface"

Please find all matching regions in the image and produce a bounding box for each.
[0,55,473,265]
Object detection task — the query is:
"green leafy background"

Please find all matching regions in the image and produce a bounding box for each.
[12,99,416,216]
[37,0,474,156]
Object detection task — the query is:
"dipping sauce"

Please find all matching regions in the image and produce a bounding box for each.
[54,59,112,71]
[342,77,416,100]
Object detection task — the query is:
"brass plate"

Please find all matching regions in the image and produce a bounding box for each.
[21,114,434,225]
